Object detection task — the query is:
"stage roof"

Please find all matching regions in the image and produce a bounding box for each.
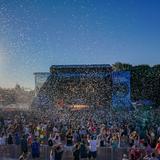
[50,64,111,69]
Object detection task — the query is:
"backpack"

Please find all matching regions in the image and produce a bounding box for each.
[48,139,53,146]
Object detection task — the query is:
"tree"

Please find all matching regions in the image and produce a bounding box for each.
[112,62,132,71]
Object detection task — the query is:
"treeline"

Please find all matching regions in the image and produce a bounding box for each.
[1,63,160,106]
[113,62,160,105]
[0,84,34,106]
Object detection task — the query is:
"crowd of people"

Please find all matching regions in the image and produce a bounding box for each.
[0,105,160,160]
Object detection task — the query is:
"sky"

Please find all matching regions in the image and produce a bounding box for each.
[0,0,160,89]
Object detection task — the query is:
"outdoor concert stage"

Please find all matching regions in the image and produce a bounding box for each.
[33,64,131,108]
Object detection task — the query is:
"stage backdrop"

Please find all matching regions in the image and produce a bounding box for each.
[112,71,131,108]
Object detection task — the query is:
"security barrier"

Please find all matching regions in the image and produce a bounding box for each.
[0,145,130,160]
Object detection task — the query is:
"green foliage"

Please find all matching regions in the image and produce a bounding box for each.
[113,62,160,105]
[112,62,132,71]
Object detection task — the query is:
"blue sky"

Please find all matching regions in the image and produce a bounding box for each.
[0,0,160,88]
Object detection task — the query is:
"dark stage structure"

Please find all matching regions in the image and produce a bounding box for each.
[33,64,131,109]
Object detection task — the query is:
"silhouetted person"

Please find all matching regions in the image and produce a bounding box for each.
[21,135,28,154]
[8,134,13,144]
[73,144,80,160]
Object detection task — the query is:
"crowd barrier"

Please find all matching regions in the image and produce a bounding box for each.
[0,145,130,160]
